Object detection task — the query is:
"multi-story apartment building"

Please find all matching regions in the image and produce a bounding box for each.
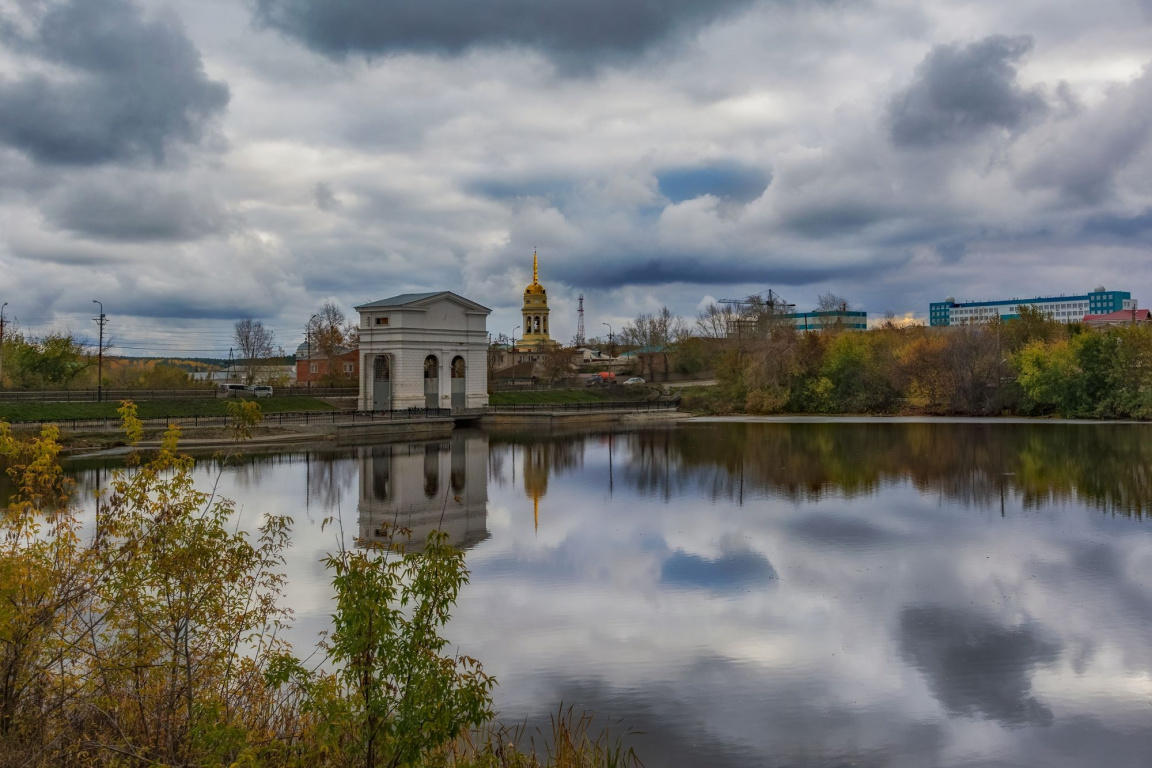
[930,286,1136,327]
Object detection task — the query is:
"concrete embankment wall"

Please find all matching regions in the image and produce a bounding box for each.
[482,410,685,428]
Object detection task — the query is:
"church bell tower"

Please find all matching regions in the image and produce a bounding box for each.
[519,251,558,352]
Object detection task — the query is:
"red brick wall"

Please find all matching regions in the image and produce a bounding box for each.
[297,349,359,384]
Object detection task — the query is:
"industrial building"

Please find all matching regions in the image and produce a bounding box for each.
[727,309,868,337]
[930,286,1136,326]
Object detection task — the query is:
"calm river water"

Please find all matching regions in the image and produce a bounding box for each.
[61,420,1152,767]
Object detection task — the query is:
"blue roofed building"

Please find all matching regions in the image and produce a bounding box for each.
[929,286,1137,327]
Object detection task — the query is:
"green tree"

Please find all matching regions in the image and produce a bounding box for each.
[307,526,496,766]
[1017,339,1080,415]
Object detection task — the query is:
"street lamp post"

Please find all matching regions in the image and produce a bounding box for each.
[305,313,318,389]
[509,326,521,384]
[0,302,7,389]
[92,300,105,403]
[602,322,614,359]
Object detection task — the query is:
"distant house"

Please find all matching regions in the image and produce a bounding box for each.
[618,345,673,380]
[575,347,615,364]
[1083,309,1151,327]
[296,342,359,385]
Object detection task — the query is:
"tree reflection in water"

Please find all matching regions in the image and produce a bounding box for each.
[615,422,1152,518]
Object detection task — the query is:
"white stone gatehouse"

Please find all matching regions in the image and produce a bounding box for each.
[355,291,490,411]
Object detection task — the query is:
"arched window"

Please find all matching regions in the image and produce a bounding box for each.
[451,356,465,378]
[424,355,439,378]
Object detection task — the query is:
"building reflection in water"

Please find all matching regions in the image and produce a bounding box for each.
[357,430,490,551]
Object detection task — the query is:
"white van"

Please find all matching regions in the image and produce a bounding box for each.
[217,383,252,398]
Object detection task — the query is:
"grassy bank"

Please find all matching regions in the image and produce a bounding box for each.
[0,408,643,767]
[488,388,647,405]
[0,396,337,423]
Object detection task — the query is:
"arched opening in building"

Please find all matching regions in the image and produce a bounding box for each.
[424,355,439,409]
[450,355,466,411]
[371,446,391,501]
[372,355,391,411]
[450,436,466,494]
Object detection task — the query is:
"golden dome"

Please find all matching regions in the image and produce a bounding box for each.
[524,250,546,295]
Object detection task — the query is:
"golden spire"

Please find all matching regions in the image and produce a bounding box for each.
[533,250,538,284]
[534,495,539,533]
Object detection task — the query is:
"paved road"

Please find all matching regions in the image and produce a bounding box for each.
[663,379,716,389]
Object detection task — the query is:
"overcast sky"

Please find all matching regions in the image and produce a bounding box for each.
[2,0,1151,355]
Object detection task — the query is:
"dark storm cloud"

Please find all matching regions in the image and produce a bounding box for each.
[657,163,771,204]
[1083,209,1152,239]
[1018,65,1152,203]
[780,199,888,238]
[42,175,232,241]
[899,605,1060,726]
[252,0,757,68]
[888,35,1047,148]
[551,250,911,289]
[0,0,229,165]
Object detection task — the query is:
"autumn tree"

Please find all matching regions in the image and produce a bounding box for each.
[816,292,849,313]
[306,301,358,361]
[233,317,280,384]
[695,302,739,339]
[621,306,689,380]
[4,331,91,389]
[539,345,577,384]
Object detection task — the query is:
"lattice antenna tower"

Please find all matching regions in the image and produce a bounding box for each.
[575,294,586,346]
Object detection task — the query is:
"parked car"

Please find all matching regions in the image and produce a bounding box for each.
[623,377,646,386]
[252,385,273,398]
[586,371,617,387]
[217,383,252,398]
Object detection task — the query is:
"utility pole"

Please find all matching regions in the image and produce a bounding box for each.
[92,300,106,402]
[0,302,7,389]
[602,322,614,359]
[576,294,586,347]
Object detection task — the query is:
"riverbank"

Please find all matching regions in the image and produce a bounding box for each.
[687,414,1152,425]
[58,407,686,455]
[0,396,337,422]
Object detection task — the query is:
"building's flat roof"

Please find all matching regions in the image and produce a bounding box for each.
[932,291,1129,309]
[786,310,868,318]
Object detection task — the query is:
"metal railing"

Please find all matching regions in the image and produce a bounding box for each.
[7,407,453,432]
[0,387,358,402]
